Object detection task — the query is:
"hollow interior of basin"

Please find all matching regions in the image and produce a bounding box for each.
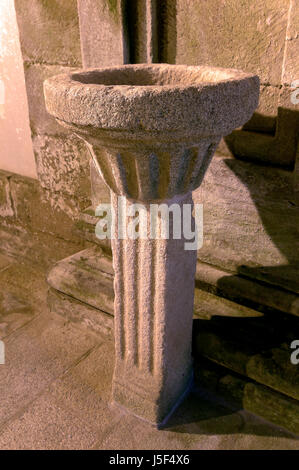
[71,65,239,87]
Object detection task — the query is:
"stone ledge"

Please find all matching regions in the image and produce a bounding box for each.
[0,172,14,218]
[47,247,114,315]
[0,169,91,267]
[0,224,87,270]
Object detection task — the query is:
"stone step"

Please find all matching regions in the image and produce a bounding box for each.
[74,207,102,245]
[193,317,299,401]
[47,246,263,322]
[47,246,114,316]
[75,207,299,317]
[48,287,114,337]
[195,262,299,317]
[194,358,299,435]
[47,247,298,397]
[48,288,299,435]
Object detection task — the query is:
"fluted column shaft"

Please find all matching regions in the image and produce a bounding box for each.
[110,191,197,425]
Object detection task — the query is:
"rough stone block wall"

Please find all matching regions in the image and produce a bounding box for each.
[175,0,288,85]
[193,155,298,273]
[171,0,299,168]
[0,169,88,267]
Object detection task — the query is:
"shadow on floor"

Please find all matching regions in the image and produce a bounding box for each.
[163,386,297,439]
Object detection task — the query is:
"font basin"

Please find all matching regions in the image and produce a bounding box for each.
[44,63,259,140]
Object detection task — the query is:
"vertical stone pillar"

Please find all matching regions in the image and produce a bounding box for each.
[110,191,196,425]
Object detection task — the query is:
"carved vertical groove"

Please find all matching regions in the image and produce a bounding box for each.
[191,140,220,189]
[112,193,125,359]
[113,152,128,195]
[157,150,171,199]
[121,151,138,199]
[139,237,154,373]
[153,216,166,376]
[91,146,118,194]
[135,153,149,200]
[149,152,160,199]
[113,197,182,376]
[149,240,156,373]
[124,236,138,366]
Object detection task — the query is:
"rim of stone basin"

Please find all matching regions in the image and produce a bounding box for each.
[44,63,260,137]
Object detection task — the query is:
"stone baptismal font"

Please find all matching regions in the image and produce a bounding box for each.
[44,64,259,427]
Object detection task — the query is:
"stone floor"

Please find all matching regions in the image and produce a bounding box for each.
[0,253,298,450]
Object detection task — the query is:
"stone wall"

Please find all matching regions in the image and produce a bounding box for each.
[173,0,299,169]
[166,0,298,289]
[0,169,89,267]
[114,0,298,169]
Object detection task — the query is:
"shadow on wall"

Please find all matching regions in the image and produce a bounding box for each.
[157,0,177,63]
[225,108,299,169]
[220,108,299,298]
[219,160,298,294]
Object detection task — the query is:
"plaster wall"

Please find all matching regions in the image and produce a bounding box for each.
[0,0,37,178]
